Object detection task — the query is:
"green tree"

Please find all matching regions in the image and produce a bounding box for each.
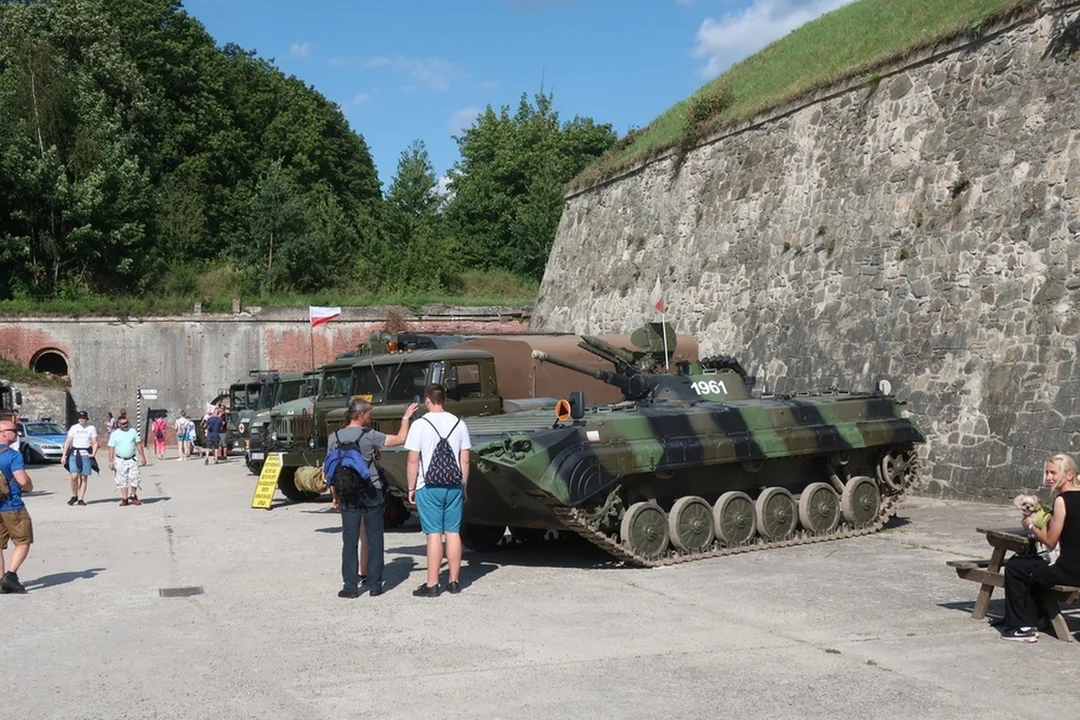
[0,0,384,301]
[378,140,458,291]
[444,90,617,280]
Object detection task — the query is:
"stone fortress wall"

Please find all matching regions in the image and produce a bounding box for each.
[532,1,1080,500]
[0,306,529,429]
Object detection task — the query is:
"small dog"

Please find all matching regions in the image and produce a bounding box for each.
[1013,493,1052,529]
[1014,493,1059,564]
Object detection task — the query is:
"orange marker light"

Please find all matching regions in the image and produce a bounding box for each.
[555,399,571,422]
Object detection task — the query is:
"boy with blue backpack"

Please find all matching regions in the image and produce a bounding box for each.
[326,398,418,598]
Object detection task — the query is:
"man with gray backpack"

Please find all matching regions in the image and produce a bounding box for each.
[406,383,472,596]
[326,398,418,599]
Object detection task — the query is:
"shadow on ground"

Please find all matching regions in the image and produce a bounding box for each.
[392,536,631,571]
[84,496,171,506]
[937,599,1080,641]
[24,567,106,591]
[883,515,912,530]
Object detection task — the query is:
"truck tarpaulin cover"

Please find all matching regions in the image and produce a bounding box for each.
[456,333,699,405]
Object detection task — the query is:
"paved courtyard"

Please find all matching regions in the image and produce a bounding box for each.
[3,452,1078,719]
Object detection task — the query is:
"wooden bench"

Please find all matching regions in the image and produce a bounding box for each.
[946,526,1080,642]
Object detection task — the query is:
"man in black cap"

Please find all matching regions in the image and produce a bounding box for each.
[60,411,98,506]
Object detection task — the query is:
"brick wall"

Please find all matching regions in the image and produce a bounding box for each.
[0,305,531,427]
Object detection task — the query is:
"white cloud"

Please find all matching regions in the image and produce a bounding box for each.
[693,0,854,79]
[355,55,462,92]
[448,106,482,134]
[288,42,311,59]
[675,0,694,5]
[474,80,500,91]
[350,92,371,106]
[436,175,453,197]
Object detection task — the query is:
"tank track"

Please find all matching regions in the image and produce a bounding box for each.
[550,452,923,568]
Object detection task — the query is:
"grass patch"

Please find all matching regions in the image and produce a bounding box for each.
[0,358,68,388]
[0,270,538,318]
[824,648,842,655]
[571,0,1038,190]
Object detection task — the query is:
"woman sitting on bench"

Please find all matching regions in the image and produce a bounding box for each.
[1000,453,1080,642]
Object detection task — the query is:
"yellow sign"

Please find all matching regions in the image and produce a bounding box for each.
[251,453,284,509]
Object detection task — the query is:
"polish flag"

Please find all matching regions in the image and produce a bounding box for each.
[649,276,664,313]
[309,306,341,327]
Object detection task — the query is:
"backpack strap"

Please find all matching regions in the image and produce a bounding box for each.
[419,416,460,441]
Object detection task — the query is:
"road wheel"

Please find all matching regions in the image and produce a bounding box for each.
[620,501,669,560]
[841,475,880,526]
[754,487,798,541]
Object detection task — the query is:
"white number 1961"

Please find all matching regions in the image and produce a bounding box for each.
[692,380,728,396]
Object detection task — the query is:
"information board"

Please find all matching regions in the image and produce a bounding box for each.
[251,453,283,510]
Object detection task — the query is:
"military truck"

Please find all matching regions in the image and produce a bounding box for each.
[0,380,22,423]
[244,370,313,474]
[273,329,699,503]
[227,370,279,455]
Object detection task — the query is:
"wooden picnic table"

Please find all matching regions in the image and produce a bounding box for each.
[946,526,1079,642]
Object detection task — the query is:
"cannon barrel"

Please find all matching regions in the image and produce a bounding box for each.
[531,350,633,393]
[531,350,651,399]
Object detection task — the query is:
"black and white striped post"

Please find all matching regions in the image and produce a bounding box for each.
[138,387,158,443]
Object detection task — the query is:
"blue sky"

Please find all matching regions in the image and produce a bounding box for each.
[187,0,852,189]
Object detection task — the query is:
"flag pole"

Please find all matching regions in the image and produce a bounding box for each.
[661,311,669,370]
[309,319,315,369]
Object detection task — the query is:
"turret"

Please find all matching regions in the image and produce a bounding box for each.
[532,331,753,405]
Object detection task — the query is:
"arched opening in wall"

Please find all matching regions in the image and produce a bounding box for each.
[30,349,69,378]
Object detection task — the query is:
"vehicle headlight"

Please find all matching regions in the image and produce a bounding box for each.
[308,437,316,449]
[271,432,278,442]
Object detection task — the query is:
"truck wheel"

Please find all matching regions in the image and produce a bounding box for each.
[246,460,264,476]
[461,523,507,551]
[277,468,320,503]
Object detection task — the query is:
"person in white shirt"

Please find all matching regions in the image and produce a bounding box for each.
[60,411,98,506]
[405,383,471,597]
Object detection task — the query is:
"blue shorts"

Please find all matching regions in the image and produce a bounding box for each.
[415,486,464,534]
[67,453,93,477]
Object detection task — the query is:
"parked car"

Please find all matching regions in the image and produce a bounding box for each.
[16,421,67,464]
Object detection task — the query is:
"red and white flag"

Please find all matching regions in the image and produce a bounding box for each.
[648,276,665,313]
[309,306,341,327]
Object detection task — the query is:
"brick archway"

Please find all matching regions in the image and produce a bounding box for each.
[30,348,69,377]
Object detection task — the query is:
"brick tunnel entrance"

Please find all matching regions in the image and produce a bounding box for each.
[30,349,69,377]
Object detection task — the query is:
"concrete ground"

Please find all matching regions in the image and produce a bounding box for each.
[3,452,1078,719]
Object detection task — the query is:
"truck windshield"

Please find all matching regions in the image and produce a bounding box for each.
[277,381,304,404]
[259,382,279,410]
[352,366,389,401]
[321,369,353,398]
[385,362,431,403]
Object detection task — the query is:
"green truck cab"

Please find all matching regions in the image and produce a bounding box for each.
[227,370,281,455]
[244,371,311,474]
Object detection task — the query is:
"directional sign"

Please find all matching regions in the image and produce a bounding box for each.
[140,388,158,400]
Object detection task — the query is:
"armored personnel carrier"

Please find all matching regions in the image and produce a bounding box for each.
[381,335,926,567]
